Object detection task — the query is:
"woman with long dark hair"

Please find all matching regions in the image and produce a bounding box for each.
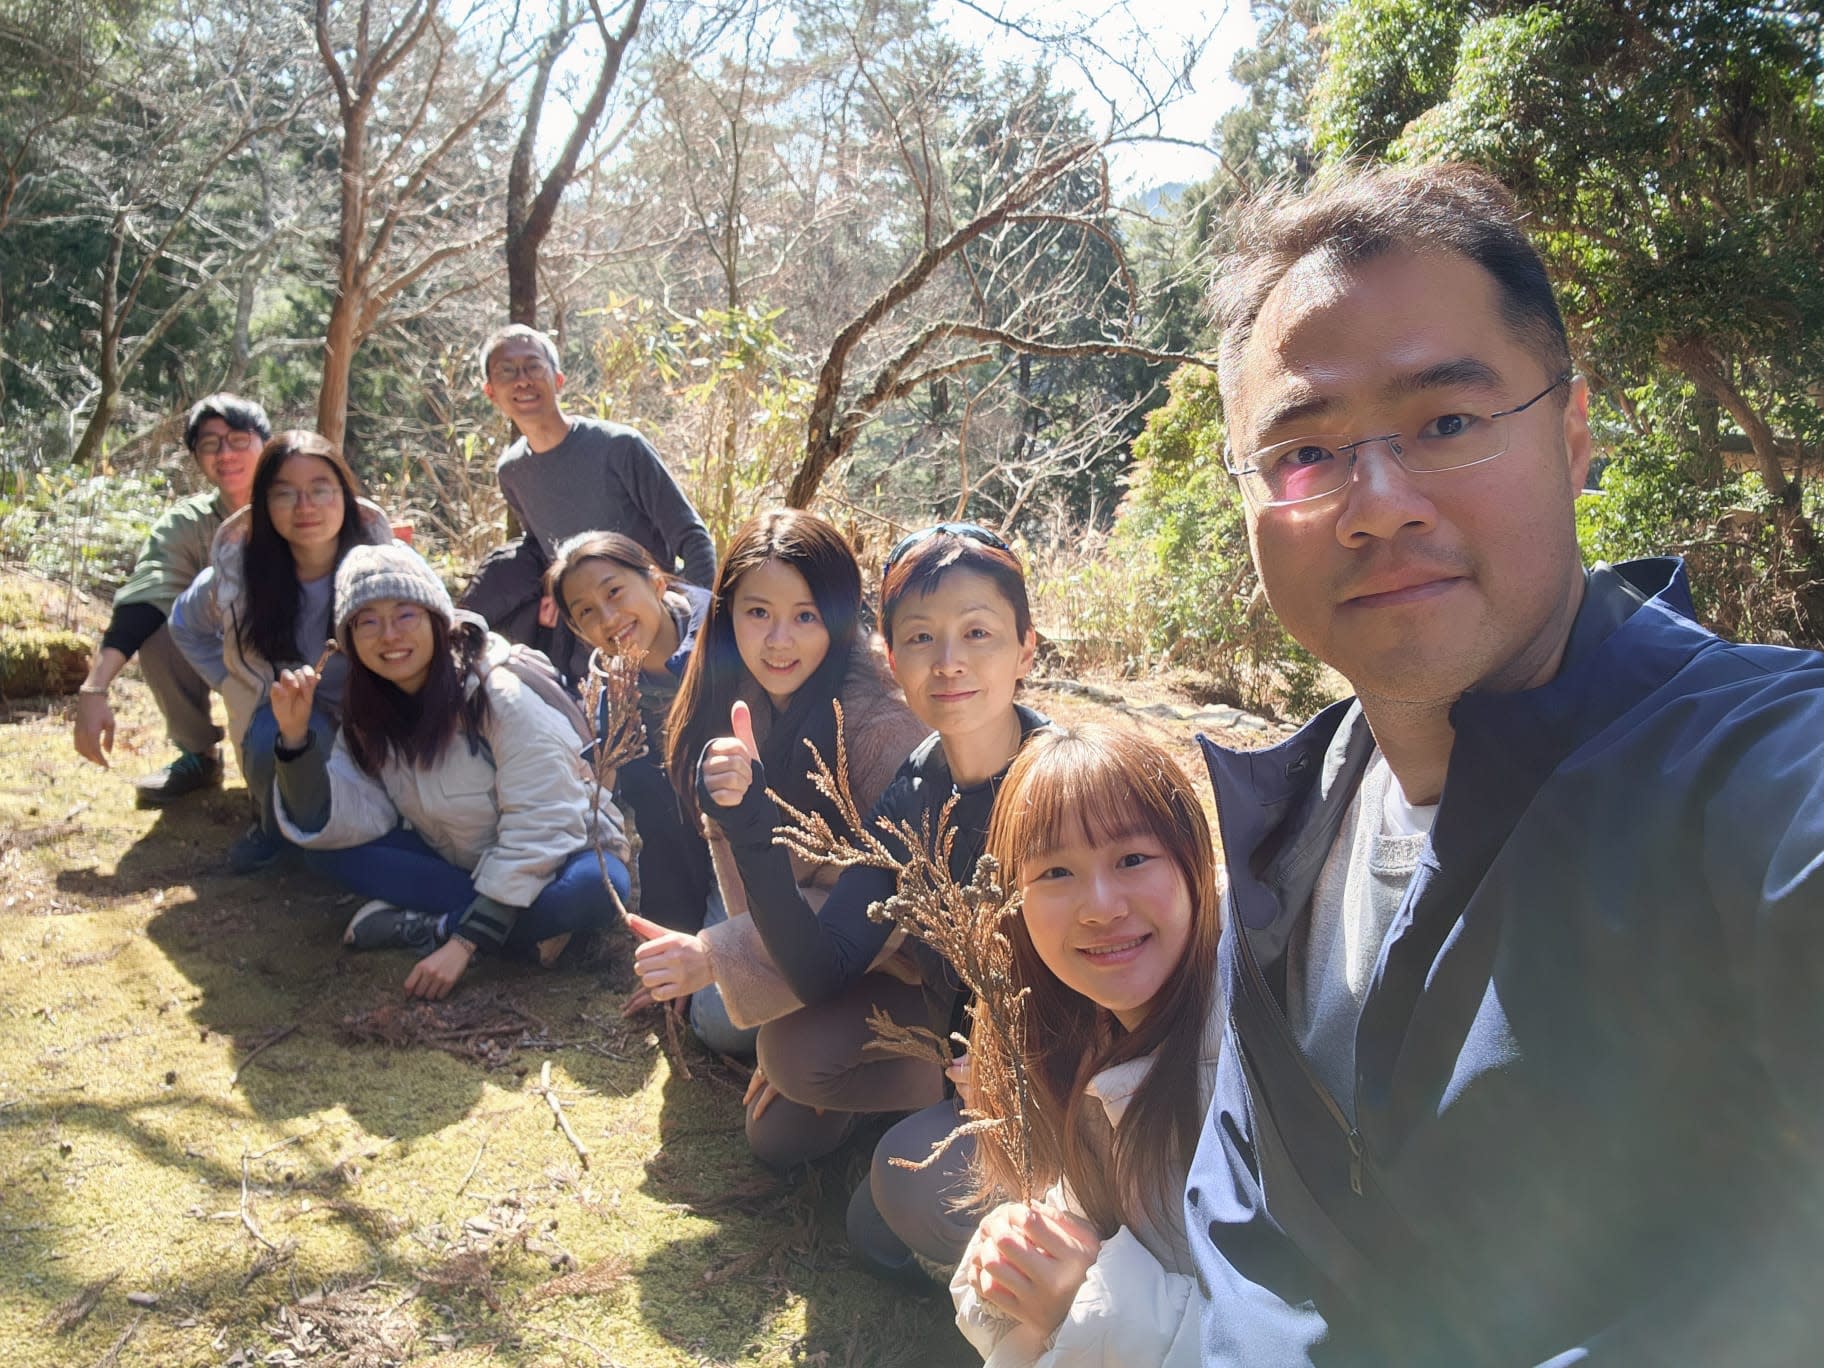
[266,544,630,999]
[615,510,927,1059]
[170,430,391,871]
[951,725,1221,1367]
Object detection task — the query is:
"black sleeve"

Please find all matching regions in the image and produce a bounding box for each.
[100,600,168,659]
[701,755,897,1005]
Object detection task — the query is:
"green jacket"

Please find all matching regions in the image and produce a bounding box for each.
[114,490,227,613]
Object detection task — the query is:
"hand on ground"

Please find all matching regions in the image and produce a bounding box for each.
[404,939,472,1000]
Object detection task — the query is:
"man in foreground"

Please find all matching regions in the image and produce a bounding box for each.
[1189,162,1824,1363]
[72,394,271,805]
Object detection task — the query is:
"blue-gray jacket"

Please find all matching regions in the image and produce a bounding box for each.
[1187,559,1824,1365]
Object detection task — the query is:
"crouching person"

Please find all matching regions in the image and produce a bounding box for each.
[268,543,630,998]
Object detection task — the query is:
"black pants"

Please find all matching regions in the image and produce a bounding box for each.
[616,752,712,933]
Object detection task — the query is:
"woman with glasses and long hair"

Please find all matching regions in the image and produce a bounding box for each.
[262,543,630,1000]
[170,430,392,872]
[696,522,1048,1282]
[951,725,1221,1367]
[609,510,928,1059]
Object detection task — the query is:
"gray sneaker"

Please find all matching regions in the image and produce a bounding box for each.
[134,749,223,808]
[343,900,441,954]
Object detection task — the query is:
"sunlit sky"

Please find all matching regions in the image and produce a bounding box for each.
[940,0,1258,192]
[541,1,1259,196]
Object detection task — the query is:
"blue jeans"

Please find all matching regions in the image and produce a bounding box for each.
[242,702,338,833]
[310,829,630,962]
[686,888,760,1059]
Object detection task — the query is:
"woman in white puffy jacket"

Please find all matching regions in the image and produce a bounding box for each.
[951,725,1223,1368]
[266,543,629,1000]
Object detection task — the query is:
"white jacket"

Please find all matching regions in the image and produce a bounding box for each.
[951,1005,1224,1368]
[275,635,627,908]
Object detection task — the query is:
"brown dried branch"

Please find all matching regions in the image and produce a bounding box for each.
[885,1115,1009,1174]
[581,648,647,924]
[537,1060,591,1170]
[768,705,1037,1196]
[860,1004,952,1071]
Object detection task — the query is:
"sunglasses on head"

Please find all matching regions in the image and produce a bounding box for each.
[883,522,1011,573]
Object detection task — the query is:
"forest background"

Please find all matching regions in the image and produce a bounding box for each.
[2,0,1822,708]
[0,3,1822,1366]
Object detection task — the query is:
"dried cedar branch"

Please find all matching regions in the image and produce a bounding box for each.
[769,703,1037,1197]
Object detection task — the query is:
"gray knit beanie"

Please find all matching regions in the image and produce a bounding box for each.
[334,543,455,648]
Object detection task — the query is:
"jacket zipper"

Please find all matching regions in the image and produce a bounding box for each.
[1236,913,1369,1198]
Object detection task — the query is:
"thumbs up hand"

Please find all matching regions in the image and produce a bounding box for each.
[700,699,760,809]
[621,911,713,1017]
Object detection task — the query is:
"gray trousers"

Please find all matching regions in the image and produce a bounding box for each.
[749,974,980,1270]
[137,623,223,756]
[851,1095,979,1271]
[748,973,946,1170]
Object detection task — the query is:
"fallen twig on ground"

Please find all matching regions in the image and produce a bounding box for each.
[339,993,548,1066]
[240,1150,277,1251]
[44,1270,118,1333]
[537,1060,590,1169]
[90,1310,144,1368]
[227,1023,298,1090]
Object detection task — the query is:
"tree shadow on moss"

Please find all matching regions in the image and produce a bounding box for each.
[625,1056,971,1367]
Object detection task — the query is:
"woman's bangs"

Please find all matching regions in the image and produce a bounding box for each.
[1004,742,1167,871]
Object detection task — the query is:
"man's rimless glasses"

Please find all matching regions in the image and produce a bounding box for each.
[1228,372,1573,507]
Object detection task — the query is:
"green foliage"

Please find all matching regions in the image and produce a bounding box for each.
[0,467,170,593]
[585,297,813,550]
[1312,0,1468,158]
[1314,0,1824,643]
[1579,431,1817,646]
[1096,365,1331,714]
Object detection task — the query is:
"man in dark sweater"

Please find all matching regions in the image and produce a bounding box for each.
[472,324,716,682]
[72,393,270,805]
[480,323,715,581]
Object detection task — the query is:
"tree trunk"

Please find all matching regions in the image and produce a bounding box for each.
[506,232,539,326]
[504,0,647,328]
[319,95,368,453]
[70,213,126,470]
[317,290,359,451]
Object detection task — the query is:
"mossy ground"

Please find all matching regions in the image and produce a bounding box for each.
[0,570,1268,1366]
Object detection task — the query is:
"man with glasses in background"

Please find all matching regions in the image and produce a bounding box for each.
[73,393,270,805]
[466,324,715,683]
[1187,163,1824,1363]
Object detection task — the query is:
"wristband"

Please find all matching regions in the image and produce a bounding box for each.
[448,933,479,958]
[274,733,314,762]
[78,684,109,696]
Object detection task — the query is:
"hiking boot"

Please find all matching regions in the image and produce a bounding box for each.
[227,822,286,876]
[343,900,441,954]
[134,749,223,808]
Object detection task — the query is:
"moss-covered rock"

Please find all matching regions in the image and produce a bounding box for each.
[0,626,90,696]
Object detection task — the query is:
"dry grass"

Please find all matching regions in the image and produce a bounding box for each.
[0,568,1285,1367]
